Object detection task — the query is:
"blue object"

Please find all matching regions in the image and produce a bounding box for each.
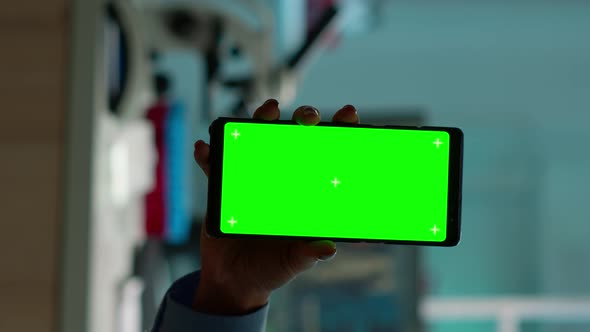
[164,101,191,244]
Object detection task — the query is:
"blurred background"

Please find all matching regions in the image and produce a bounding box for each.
[1,0,590,332]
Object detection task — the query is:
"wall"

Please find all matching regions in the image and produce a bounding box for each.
[167,0,590,296]
[161,1,590,330]
[295,0,590,292]
[292,0,590,330]
[0,1,70,331]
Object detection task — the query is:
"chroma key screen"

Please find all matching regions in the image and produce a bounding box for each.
[218,122,453,243]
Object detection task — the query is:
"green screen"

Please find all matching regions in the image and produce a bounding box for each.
[220,122,450,242]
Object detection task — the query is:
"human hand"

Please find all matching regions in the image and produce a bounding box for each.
[192,100,359,315]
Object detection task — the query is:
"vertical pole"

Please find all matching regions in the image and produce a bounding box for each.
[60,0,103,331]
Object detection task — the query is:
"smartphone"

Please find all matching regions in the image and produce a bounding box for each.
[206,117,463,246]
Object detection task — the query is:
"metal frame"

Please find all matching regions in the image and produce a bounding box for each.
[422,297,590,332]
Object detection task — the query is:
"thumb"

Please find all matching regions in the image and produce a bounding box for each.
[287,240,337,273]
[194,140,210,177]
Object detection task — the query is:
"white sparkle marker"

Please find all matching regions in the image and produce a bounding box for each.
[433,138,443,148]
[331,177,341,187]
[231,129,241,139]
[430,225,440,235]
[228,217,237,227]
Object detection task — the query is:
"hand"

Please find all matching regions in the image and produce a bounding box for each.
[192,100,360,315]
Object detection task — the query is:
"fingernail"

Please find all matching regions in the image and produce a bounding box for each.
[341,104,357,113]
[308,240,336,261]
[318,251,337,261]
[303,106,319,116]
[264,98,279,106]
[309,240,336,250]
[300,240,337,262]
[310,240,336,261]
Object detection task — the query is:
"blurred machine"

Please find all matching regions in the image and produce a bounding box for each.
[106,0,341,121]
[96,1,422,332]
[99,1,344,331]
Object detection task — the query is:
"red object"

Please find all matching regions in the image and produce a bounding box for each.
[145,100,169,237]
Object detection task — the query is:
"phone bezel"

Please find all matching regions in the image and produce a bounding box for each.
[206,117,463,247]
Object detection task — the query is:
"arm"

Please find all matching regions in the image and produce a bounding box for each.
[153,100,359,331]
[152,271,269,332]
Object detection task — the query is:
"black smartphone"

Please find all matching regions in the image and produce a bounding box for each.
[206,117,463,246]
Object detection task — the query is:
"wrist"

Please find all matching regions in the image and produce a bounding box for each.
[192,273,270,315]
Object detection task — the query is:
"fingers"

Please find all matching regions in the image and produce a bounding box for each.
[291,104,357,126]
[292,105,320,126]
[194,140,210,177]
[286,240,337,274]
[196,102,357,178]
[253,99,280,120]
[194,99,280,177]
[332,104,359,124]
[304,240,337,261]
